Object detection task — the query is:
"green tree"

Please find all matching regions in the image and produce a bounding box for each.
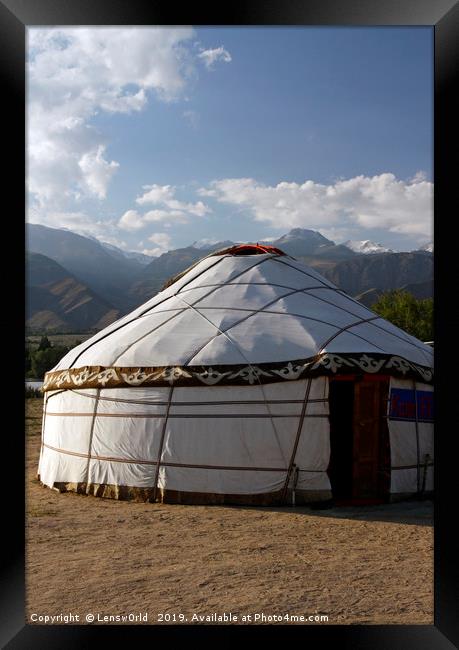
[31,346,69,380]
[25,346,32,375]
[38,335,52,351]
[372,290,433,342]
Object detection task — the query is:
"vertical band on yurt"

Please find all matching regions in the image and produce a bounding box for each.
[85,388,100,488]
[153,385,174,502]
[281,377,313,503]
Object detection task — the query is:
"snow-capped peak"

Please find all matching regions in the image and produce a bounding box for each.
[419,241,433,253]
[343,240,393,254]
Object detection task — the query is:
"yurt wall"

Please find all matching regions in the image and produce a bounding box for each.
[38,377,331,504]
[387,378,434,497]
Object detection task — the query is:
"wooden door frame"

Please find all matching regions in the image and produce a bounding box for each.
[328,374,390,504]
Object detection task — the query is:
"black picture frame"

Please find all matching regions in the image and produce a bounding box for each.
[3,1,458,647]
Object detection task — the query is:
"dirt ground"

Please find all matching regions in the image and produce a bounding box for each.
[25,398,433,625]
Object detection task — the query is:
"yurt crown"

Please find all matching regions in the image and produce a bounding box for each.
[161,243,286,290]
[211,243,286,257]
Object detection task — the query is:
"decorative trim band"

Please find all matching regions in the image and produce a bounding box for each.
[43,352,433,391]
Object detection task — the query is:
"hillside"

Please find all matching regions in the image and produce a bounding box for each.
[26,252,120,332]
[130,245,224,303]
[319,252,433,297]
[27,224,143,312]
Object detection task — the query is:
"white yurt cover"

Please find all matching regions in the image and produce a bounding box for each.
[39,245,433,504]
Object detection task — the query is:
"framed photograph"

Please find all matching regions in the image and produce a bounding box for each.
[3,0,458,647]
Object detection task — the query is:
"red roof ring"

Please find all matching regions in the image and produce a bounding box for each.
[161,243,286,290]
[212,243,286,256]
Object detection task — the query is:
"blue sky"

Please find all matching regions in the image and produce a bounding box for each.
[27,26,433,255]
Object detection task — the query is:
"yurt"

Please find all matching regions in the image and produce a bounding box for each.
[39,244,434,505]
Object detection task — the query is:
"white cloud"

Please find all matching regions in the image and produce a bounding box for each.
[78,145,119,199]
[410,170,428,183]
[196,187,218,198]
[27,29,232,226]
[141,248,165,257]
[144,209,188,223]
[130,183,211,226]
[313,226,360,244]
[27,27,232,250]
[198,46,232,69]
[118,209,144,231]
[199,173,433,240]
[142,232,172,256]
[117,182,210,231]
[27,27,195,220]
[186,202,209,217]
[136,184,176,205]
[149,233,171,247]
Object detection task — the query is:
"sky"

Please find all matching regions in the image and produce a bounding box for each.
[27,26,433,256]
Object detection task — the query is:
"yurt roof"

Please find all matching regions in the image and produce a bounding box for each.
[44,245,433,390]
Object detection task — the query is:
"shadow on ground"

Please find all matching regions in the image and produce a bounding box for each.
[228,499,434,527]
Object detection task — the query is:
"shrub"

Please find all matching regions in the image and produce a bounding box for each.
[31,346,70,380]
[372,290,433,342]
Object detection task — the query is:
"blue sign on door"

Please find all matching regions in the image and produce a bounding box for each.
[389,388,434,422]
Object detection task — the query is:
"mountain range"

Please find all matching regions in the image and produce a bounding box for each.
[26,224,433,332]
[26,252,120,331]
[343,240,393,254]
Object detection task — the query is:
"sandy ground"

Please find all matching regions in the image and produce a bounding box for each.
[25,398,433,625]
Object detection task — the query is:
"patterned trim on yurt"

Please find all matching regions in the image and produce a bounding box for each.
[44,479,332,506]
[43,352,433,391]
